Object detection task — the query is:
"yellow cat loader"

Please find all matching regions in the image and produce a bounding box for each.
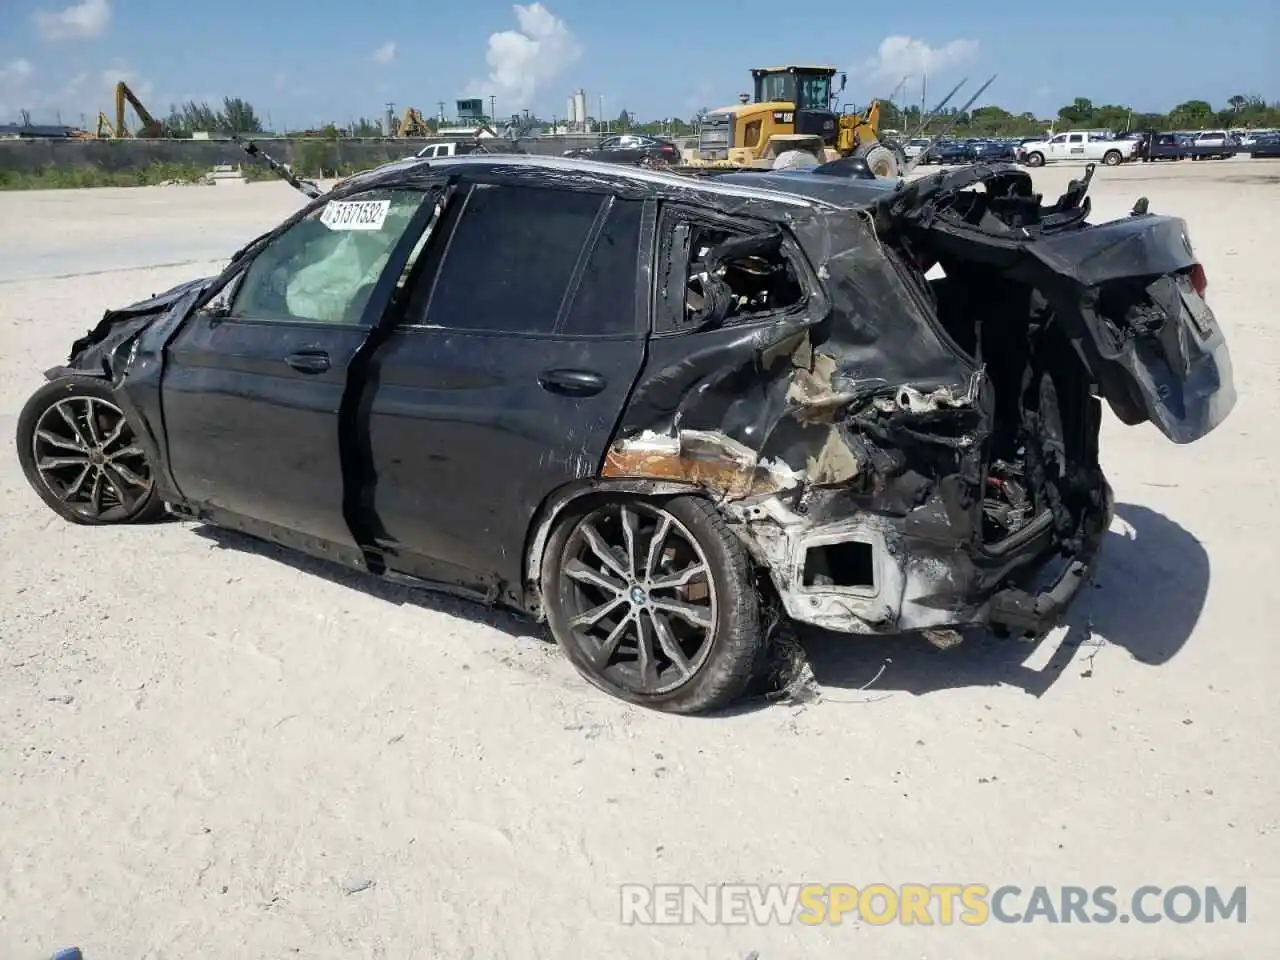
[694,65,905,176]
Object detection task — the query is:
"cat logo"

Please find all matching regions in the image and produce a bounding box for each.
[772,111,795,123]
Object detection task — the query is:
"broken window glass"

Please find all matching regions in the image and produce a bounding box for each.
[679,224,805,330]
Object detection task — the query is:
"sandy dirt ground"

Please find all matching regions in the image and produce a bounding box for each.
[1,160,1277,959]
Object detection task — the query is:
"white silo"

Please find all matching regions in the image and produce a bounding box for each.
[573,89,587,131]
[566,96,576,127]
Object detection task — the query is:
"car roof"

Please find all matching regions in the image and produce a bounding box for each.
[339,153,868,211]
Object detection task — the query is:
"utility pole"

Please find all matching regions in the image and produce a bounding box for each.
[437,100,446,124]
[599,94,605,132]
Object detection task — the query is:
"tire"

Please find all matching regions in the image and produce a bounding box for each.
[16,375,168,525]
[853,139,901,178]
[541,494,763,714]
[1102,149,1123,166]
[771,149,820,171]
[1024,151,1045,167]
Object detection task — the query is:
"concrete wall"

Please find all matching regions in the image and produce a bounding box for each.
[0,136,585,175]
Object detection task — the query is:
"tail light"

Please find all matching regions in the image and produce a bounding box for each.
[1189,262,1208,298]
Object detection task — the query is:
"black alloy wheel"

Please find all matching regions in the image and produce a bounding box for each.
[16,375,167,525]
[542,495,763,714]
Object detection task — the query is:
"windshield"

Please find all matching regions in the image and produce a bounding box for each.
[756,72,794,105]
[755,72,831,109]
[795,73,832,110]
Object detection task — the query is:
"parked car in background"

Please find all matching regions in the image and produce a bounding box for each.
[1017,131,1138,166]
[1248,132,1280,158]
[922,139,973,165]
[415,138,524,159]
[563,134,681,165]
[968,139,1018,162]
[1190,131,1237,160]
[902,138,931,159]
[1139,131,1188,161]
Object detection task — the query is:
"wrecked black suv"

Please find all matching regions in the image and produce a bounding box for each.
[15,155,1234,714]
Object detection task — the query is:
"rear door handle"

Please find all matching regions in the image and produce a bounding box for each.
[538,368,606,397]
[285,350,330,374]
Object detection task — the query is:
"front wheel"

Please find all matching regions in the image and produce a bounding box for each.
[852,140,902,178]
[1024,151,1045,167]
[541,495,763,714]
[16,375,167,525]
[1102,149,1123,166]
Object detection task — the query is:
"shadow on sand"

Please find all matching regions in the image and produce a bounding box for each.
[190,501,1208,706]
[191,523,545,641]
[797,502,1209,700]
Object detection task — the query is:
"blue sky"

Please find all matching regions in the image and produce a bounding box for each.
[1,0,1276,127]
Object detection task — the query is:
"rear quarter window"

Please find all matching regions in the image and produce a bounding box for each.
[561,198,646,337]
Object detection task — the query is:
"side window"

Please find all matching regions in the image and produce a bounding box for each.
[1051,134,1068,143]
[229,188,431,326]
[655,211,806,335]
[422,183,605,334]
[1068,134,1083,143]
[560,198,646,337]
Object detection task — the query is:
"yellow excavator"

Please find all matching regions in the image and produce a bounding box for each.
[105,81,163,137]
[694,65,905,176]
[394,107,431,137]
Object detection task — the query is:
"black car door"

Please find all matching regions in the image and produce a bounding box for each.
[355,179,653,599]
[613,136,649,163]
[160,186,438,566]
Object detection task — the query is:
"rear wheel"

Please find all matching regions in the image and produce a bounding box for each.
[541,495,762,714]
[16,375,167,525]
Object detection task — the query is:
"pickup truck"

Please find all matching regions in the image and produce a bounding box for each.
[1016,131,1139,167]
[414,138,524,159]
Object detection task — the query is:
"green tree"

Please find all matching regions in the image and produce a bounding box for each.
[219,97,263,134]
[1056,97,1096,126]
[1169,99,1214,127]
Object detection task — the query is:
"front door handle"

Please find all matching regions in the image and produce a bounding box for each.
[285,350,330,374]
[538,368,606,397]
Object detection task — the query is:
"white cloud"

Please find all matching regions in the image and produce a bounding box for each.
[34,0,111,40]
[371,42,396,65]
[467,3,582,112]
[0,59,36,119]
[101,64,153,103]
[1,58,35,86]
[862,36,979,83]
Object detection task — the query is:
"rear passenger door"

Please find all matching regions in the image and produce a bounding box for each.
[358,180,654,597]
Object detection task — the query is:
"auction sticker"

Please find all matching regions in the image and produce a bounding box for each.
[321,199,391,231]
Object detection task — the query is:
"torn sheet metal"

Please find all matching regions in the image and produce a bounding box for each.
[602,430,804,499]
